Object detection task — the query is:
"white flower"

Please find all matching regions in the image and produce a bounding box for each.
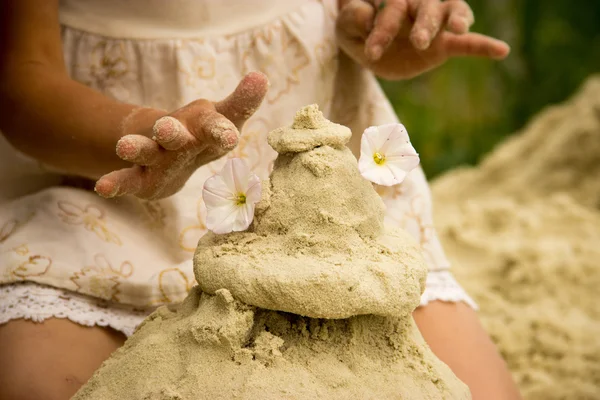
[358,123,420,186]
[202,159,262,234]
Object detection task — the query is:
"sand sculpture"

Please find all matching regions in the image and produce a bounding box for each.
[73,105,470,400]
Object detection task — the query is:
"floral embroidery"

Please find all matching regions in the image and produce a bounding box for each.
[229,117,276,177]
[12,255,53,279]
[0,213,36,243]
[74,39,133,101]
[178,43,217,84]
[12,244,29,256]
[57,201,122,245]
[70,254,134,302]
[139,200,167,230]
[89,41,129,81]
[7,245,53,279]
[156,267,194,304]
[314,39,338,110]
[179,199,208,252]
[403,195,437,262]
[0,5,451,308]
[242,24,310,104]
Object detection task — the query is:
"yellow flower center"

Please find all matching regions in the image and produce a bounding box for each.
[235,193,247,206]
[373,152,386,165]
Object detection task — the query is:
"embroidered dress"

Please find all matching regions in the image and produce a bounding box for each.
[0,0,475,336]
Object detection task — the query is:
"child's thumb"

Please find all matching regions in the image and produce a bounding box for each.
[214,72,269,130]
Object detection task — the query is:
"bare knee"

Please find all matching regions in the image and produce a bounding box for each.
[0,318,125,400]
[0,371,81,400]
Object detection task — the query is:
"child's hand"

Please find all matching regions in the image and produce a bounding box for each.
[336,0,510,80]
[95,72,268,200]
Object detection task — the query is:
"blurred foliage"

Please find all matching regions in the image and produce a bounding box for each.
[381,0,600,178]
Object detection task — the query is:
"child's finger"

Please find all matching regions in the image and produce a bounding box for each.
[198,109,240,150]
[172,100,238,150]
[152,116,194,151]
[442,0,474,34]
[365,0,409,61]
[442,32,510,59]
[214,71,269,130]
[95,166,144,198]
[336,0,375,40]
[193,147,228,169]
[409,0,443,50]
[116,135,162,165]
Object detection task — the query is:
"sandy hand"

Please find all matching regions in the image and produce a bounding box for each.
[336,0,510,80]
[95,72,269,200]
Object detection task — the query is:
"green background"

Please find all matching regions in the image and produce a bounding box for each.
[380,0,600,178]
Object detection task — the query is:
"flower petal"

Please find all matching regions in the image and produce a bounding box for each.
[386,165,409,185]
[219,159,238,193]
[233,204,254,232]
[359,162,396,186]
[206,203,239,234]
[385,140,420,182]
[202,175,234,208]
[358,152,376,175]
[230,158,251,193]
[385,140,418,159]
[362,126,387,152]
[386,153,420,172]
[245,175,262,204]
[358,123,420,186]
[379,124,410,153]
[203,158,261,234]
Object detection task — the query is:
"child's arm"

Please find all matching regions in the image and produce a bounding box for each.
[0,0,162,179]
[336,0,510,80]
[0,0,268,200]
[413,301,523,400]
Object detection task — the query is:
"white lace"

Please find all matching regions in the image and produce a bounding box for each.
[0,272,475,337]
[421,270,478,309]
[0,282,154,337]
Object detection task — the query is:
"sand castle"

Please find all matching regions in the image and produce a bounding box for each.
[73,105,470,399]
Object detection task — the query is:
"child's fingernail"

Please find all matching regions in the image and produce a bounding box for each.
[451,17,469,33]
[460,17,470,31]
[413,30,430,49]
[95,180,118,198]
[213,128,239,149]
[222,131,239,149]
[368,44,383,61]
[153,116,176,142]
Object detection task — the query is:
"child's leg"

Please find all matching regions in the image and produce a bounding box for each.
[0,318,125,400]
[413,301,522,400]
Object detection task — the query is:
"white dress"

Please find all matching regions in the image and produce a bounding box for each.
[0,0,475,337]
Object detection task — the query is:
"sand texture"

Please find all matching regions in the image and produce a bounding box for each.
[73,105,470,400]
[196,105,427,319]
[431,76,600,399]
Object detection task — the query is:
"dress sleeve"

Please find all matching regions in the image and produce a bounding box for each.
[420,270,478,309]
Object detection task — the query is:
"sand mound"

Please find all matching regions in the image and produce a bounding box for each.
[73,105,470,400]
[196,105,427,319]
[432,76,600,399]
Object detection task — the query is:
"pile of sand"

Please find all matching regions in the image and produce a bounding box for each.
[73,105,470,400]
[432,76,600,399]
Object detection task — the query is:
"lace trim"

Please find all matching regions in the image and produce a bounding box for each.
[0,282,154,337]
[420,270,478,309]
[1,272,476,337]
